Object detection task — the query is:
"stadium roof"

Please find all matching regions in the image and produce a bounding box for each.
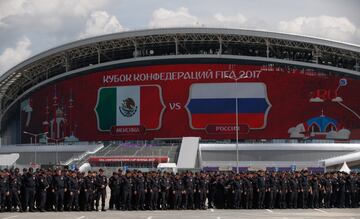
[1,27,360,119]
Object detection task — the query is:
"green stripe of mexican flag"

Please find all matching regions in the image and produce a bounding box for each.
[95,86,140,131]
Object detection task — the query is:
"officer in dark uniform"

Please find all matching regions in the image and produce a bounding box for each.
[183,171,195,209]
[217,174,226,209]
[135,171,146,210]
[267,172,278,209]
[78,172,86,211]
[95,169,107,211]
[45,169,54,211]
[245,173,254,209]
[197,171,208,210]
[20,168,27,210]
[84,171,96,211]
[62,169,70,211]
[172,173,184,210]
[195,172,203,209]
[232,174,243,209]
[338,173,346,208]
[289,172,299,209]
[122,170,133,210]
[0,170,9,212]
[224,174,233,209]
[34,170,41,210]
[108,172,120,210]
[22,167,36,212]
[213,174,223,209]
[160,172,171,210]
[117,168,123,209]
[330,173,339,208]
[148,172,160,210]
[347,172,358,208]
[144,172,151,209]
[208,173,217,209]
[9,168,22,212]
[256,171,266,209]
[279,173,289,209]
[322,173,332,208]
[300,170,310,209]
[68,171,80,211]
[37,170,49,212]
[52,169,67,211]
[310,175,320,208]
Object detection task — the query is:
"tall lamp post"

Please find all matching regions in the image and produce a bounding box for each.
[224,75,240,173]
[23,131,48,164]
[46,137,65,165]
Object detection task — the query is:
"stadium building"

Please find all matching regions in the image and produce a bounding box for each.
[1,27,360,172]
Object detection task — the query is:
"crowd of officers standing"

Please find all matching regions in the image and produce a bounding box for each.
[0,167,359,212]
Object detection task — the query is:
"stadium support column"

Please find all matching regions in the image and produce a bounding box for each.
[133,40,138,58]
[175,37,179,55]
[0,114,2,147]
[97,47,101,64]
[219,36,223,55]
[266,40,270,58]
[52,86,58,139]
[314,46,321,64]
[68,90,74,136]
[65,53,69,72]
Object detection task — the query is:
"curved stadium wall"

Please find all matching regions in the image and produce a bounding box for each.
[0,28,360,145]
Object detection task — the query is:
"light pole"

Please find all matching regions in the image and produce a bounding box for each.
[224,75,240,173]
[46,137,65,165]
[23,131,48,164]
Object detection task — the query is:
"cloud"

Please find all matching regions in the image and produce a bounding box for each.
[149,7,202,28]
[309,97,324,103]
[0,0,109,18]
[211,13,247,28]
[149,7,270,31]
[331,96,343,102]
[0,36,32,74]
[0,0,113,49]
[0,0,110,30]
[326,129,351,140]
[0,0,26,26]
[79,11,126,39]
[288,123,305,138]
[0,0,120,74]
[278,15,358,43]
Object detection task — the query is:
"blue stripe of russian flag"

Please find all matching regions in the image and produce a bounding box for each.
[187,98,269,114]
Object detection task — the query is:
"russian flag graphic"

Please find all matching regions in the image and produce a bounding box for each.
[186,83,271,129]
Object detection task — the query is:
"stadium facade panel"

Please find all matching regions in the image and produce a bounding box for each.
[17,58,360,143]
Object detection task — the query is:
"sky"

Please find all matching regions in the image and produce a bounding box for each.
[0,0,359,74]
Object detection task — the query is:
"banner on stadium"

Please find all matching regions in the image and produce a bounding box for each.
[20,62,360,142]
[186,83,271,130]
[94,85,165,131]
[88,156,169,163]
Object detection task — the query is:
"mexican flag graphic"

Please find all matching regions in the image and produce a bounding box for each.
[95,85,165,132]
